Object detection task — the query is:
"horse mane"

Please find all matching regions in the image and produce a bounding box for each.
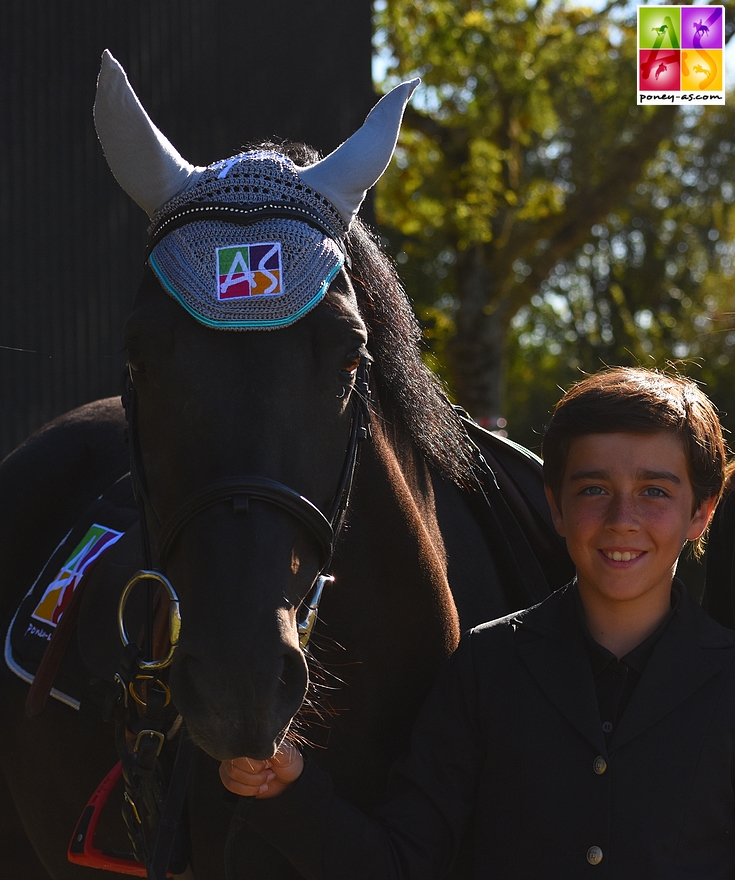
[246,141,477,487]
[252,139,478,488]
[345,220,477,487]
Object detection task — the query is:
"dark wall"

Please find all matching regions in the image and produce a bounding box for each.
[0,1,374,457]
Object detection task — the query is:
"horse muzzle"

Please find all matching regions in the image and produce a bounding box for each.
[168,617,308,761]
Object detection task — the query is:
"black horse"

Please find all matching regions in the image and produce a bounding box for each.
[0,53,571,879]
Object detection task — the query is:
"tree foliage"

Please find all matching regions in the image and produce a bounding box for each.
[374,0,735,439]
[507,106,735,449]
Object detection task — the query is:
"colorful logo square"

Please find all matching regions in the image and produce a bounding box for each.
[681,6,724,49]
[640,50,681,91]
[637,6,725,104]
[216,242,283,300]
[32,524,124,627]
[639,7,681,49]
[682,49,723,91]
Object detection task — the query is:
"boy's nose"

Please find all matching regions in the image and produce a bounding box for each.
[604,495,639,531]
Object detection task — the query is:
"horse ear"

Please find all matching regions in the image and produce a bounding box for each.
[299,79,420,229]
[93,50,204,218]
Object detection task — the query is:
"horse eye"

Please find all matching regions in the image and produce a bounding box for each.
[340,353,361,376]
[125,334,148,375]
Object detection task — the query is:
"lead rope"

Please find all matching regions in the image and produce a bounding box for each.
[118,371,192,879]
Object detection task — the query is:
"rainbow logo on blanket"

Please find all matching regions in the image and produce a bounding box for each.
[216,242,283,300]
[31,524,124,627]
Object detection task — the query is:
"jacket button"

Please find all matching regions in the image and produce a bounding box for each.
[587,846,603,865]
[593,756,607,775]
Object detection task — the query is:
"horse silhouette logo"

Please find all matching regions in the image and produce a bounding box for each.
[639,8,681,50]
[693,19,710,39]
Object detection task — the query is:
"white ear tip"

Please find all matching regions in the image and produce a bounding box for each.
[364,77,419,131]
[400,78,420,98]
[94,50,134,117]
[94,49,202,218]
[298,77,419,228]
[99,48,120,76]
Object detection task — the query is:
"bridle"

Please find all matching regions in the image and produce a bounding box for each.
[119,352,372,659]
[111,205,372,880]
[112,351,371,880]
[120,200,371,661]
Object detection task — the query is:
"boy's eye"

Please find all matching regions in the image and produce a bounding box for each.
[642,486,668,498]
[580,485,606,496]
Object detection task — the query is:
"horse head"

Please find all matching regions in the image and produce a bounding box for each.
[95,51,418,761]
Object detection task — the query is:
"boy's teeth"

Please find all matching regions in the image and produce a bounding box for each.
[606,550,639,562]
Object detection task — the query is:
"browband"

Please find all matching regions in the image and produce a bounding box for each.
[146,201,351,267]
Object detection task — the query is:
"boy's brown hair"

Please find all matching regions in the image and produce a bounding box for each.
[542,367,728,558]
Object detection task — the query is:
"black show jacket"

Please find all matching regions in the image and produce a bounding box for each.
[247,583,735,879]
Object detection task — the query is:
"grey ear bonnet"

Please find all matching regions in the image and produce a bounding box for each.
[94,50,418,330]
[147,151,347,329]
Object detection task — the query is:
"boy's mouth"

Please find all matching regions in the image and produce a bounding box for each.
[603,550,642,562]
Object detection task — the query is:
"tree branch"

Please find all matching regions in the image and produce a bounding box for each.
[493,107,681,315]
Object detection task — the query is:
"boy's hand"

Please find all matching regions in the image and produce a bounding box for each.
[219,741,304,799]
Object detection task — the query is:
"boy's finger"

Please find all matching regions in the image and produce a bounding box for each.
[230,768,276,787]
[222,759,275,784]
[271,742,299,768]
[219,761,274,796]
[230,756,267,774]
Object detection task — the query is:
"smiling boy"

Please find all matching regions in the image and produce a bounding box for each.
[221,367,735,879]
[542,375,718,660]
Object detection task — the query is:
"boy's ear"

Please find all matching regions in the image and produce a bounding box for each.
[687,496,718,541]
[544,485,566,537]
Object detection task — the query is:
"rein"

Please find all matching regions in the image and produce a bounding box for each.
[114,353,372,880]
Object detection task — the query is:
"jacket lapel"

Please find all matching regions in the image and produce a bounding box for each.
[611,586,735,750]
[515,586,608,754]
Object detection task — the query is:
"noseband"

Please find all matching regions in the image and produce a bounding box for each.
[120,355,371,661]
[156,477,334,570]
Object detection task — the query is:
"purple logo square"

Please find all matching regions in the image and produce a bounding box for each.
[681,6,723,49]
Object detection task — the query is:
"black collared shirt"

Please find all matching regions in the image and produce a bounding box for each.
[575,580,682,740]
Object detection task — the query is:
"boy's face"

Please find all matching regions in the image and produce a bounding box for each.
[545,432,715,614]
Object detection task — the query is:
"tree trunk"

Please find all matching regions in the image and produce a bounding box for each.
[446,244,513,428]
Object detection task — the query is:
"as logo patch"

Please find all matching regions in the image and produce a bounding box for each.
[31,524,124,627]
[216,242,282,300]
